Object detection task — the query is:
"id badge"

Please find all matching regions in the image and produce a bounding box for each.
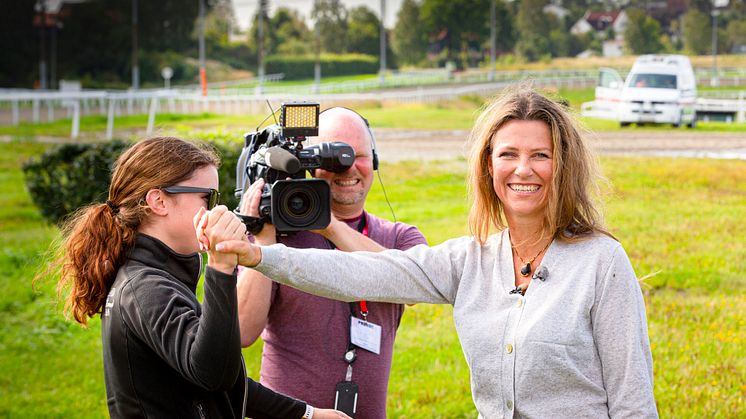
[334,381,358,417]
[350,317,381,354]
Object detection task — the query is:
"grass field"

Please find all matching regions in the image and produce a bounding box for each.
[1,134,744,417]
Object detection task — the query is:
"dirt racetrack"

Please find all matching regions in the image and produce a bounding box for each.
[373,129,746,162]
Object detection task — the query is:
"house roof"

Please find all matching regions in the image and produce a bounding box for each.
[584,11,622,31]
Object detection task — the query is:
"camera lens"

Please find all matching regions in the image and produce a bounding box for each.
[286,191,311,217]
[270,179,331,231]
[278,184,322,227]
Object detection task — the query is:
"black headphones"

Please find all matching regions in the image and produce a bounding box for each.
[319,107,379,171]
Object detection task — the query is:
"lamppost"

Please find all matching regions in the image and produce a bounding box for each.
[199,0,207,96]
[711,0,730,87]
[379,0,386,87]
[490,0,496,81]
[313,0,321,94]
[34,1,48,89]
[132,0,139,90]
[256,0,266,95]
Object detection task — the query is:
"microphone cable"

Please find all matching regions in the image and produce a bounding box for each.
[376,166,396,223]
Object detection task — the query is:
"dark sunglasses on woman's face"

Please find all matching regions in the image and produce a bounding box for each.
[161,186,220,210]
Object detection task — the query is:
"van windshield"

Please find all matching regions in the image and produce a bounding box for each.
[628,73,677,89]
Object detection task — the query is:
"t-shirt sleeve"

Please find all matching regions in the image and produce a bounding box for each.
[394,223,428,250]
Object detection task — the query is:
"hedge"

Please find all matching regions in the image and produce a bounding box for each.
[265,53,379,80]
[23,138,242,226]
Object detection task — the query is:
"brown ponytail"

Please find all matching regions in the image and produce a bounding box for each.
[49,137,219,326]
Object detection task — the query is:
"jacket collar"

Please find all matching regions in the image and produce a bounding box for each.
[129,234,202,291]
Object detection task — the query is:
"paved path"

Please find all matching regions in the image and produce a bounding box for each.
[373,129,746,162]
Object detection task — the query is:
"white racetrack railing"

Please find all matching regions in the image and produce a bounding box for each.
[2,71,744,139]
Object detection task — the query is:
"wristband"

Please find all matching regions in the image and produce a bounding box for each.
[302,404,314,419]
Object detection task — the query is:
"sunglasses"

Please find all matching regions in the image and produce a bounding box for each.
[161,186,220,210]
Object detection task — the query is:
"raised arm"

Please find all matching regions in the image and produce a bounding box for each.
[217,236,473,306]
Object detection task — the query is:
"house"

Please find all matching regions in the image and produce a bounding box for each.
[571,10,628,38]
[571,10,628,57]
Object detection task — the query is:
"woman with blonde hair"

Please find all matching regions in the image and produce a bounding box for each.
[53,136,347,418]
[211,88,658,417]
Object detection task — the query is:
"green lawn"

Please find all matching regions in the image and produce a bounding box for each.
[1,140,744,416]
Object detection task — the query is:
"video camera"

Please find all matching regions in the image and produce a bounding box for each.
[235,102,355,233]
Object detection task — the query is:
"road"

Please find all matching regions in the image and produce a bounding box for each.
[373,129,746,162]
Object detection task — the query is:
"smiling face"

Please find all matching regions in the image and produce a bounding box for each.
[488,119,554,226]
[312,108,375,219]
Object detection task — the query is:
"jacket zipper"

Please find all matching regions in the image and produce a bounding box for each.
[196,402,206,419]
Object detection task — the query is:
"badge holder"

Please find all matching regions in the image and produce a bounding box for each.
[335,349,359,417]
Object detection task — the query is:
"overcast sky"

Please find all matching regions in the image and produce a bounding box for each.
[231,0,405,30]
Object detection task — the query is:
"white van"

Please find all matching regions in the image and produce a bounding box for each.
[595,55,697,128]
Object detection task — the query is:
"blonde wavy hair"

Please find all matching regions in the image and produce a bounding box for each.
[467,87,610,244]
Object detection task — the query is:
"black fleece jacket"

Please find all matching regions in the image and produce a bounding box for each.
[101,234,306,418]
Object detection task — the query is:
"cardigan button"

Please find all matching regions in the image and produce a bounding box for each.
[506,400,513,410]
[506,344,513,354]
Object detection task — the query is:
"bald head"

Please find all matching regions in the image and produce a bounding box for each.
[310,107,376,219]
[311,107,374,156]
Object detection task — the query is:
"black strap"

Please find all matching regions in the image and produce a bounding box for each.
[235,210,267,235]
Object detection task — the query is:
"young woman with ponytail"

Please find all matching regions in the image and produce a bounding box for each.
[52,137,347,419]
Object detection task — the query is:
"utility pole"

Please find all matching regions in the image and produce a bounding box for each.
[199,0,207,96]
[132,0,139,90]
[257,0,266,94]
[35,1,48,89]
[490,0,496,82]
[313,0,321,94]
[711,8,719,87]
[51,21,60,89]
[711,0,729,87]
[379,0,386,87]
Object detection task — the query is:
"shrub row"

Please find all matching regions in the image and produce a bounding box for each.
[266,53,379,80]
[23,139,242,226]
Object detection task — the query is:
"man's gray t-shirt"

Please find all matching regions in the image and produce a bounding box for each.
[259,212,427,419]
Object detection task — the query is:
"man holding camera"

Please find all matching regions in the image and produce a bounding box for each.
[237,107,427,418]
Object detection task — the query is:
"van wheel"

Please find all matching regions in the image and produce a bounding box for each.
[620,122,631,128]
[672,123,680,128]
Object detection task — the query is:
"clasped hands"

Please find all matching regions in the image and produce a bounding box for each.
[193,205,262,271]
[194,178,346,271]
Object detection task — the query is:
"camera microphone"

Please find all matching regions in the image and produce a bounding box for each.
[532,266,549,282]
[265,146,301,174]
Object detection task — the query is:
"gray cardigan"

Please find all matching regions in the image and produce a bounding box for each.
[256,230,658,418]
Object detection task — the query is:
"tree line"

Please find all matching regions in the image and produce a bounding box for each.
[1,0,745,88]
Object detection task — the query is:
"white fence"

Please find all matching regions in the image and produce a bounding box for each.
[2,68,745,139]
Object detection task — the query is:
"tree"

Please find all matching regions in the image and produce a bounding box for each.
[392,0,427,65]
[515,0,551,61]
[624,8,664,54]
[725,19,746,53]
[487,0,517,56]
[420,0,490,67]
[682,9,712,55]
[271,8,311,55]
[201,0,236,47]
[312,0,349,53]
[249,7,311,55]
[347,6,380,55]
